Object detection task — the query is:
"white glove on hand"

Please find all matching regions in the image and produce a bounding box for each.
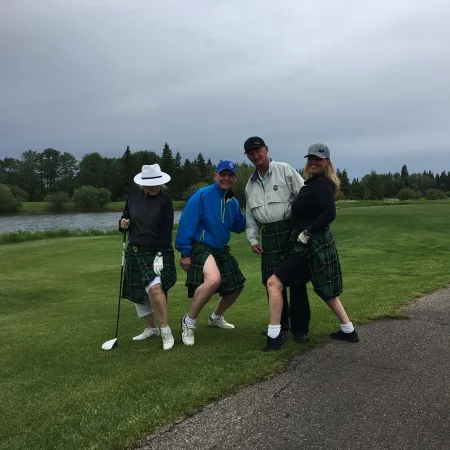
[297,231,310,244]
[153,255,164,275]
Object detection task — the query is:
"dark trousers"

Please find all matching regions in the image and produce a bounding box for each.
[279,282,311,334]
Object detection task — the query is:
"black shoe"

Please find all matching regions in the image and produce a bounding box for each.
[261,325,289,336]
[330,329,359,343]
[263,331,289,351]
[294,333,309,344]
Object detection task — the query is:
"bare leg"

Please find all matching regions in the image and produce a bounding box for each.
[143,313,157,328]
[327,297,350,324]
[214,289,242,316]
[267,275,284,325]
[148,284,168,328]
[189,255,221,319]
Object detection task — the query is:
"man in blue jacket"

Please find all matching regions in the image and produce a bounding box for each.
[176,160,246,346]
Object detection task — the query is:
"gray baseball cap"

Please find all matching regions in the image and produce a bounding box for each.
[304,143,330,159]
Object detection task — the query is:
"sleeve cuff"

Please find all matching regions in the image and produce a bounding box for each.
[248,238,259,246]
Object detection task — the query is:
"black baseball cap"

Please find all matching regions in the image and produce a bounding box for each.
[244,136,266,153]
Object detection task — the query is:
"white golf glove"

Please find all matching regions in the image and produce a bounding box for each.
[153,255,164,275]
[297,231,310,244]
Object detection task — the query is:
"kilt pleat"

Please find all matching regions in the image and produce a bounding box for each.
[260,219,293,285]
[292,230,343,301]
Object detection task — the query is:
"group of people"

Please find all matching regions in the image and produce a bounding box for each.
[118,137,359,351]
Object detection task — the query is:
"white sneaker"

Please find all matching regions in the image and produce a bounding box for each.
[181,316,195,346]
[132,327,160,341]
[208,315,235,329]
[161,329,174,350]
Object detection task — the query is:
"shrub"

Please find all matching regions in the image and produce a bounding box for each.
[182,182,209,200]
[397,188,415,200]
[45,192,70,212]
[425,189,447,200]
[0,184,20,212]
[8,185,29,202]
[73,186,112,210]
[96,188,111,207]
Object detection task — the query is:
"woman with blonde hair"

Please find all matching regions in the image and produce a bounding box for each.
[263,143,359,351]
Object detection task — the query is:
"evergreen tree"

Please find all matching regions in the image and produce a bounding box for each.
[160,142,175,176]
[120,146,134,196]
[401,164,410,187]
[364,171,384,200]
[174,152,182,169]
[339,169,351,199]
[350,178,364,200]
[194,153,207,180]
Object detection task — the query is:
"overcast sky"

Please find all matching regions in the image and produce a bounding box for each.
[1,0,449,178]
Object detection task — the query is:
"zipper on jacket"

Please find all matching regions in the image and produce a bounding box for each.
[221,199,226,223]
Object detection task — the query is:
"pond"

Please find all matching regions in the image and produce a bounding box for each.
[0,210,183,234]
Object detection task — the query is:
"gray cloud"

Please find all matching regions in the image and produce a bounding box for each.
[1,0,449,177]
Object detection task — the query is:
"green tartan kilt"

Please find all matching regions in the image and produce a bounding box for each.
[122,243,177,305]
[260,219,294,286]
[291,230,343,302]
[185,242,246,298]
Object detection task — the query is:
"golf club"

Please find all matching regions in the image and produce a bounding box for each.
[102,229,127,350]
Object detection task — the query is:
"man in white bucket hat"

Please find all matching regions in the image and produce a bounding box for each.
[118,164,177,350]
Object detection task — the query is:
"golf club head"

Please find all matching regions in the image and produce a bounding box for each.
[101,338,117,351]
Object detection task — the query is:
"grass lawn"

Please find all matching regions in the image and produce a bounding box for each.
[1,202,450,450]
[18,201,51,213]
[18,200,186,214]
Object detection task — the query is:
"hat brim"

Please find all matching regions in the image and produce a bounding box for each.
[244,146,264,154]
[133,172,171,186]
[304,153,328,159]
[217,169,237,175]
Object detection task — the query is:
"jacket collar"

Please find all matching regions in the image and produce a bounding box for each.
[250,159,273,182]
[213,181,235,201]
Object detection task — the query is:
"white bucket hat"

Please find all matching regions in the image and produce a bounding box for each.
[133,164,171,186]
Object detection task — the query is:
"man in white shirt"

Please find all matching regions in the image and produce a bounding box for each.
[244,136,311,344]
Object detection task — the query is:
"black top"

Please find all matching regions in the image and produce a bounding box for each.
[119,190,174,250]
[291,173,336,234]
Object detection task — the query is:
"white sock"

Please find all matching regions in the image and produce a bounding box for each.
[340,322,354,333]
[267,324,281,339]
[149,327,158,333]
[160,326,170,334]
[211,312,221,320]
[184,315,196,326]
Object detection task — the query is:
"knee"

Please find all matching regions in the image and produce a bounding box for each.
[149,283,163,297]
[205,273,221,290]
[267,275,283,294]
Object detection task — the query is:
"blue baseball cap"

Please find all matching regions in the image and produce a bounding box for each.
[216,160,237,174]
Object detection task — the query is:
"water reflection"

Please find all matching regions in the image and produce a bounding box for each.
[0,210,182,234]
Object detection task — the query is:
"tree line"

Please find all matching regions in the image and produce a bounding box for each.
[1,143,449,212]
